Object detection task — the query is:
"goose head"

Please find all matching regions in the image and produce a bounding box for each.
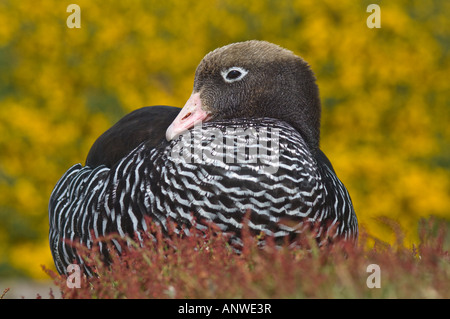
[166,40,321,151]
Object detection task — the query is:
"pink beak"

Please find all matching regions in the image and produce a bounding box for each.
[166,92,211,141]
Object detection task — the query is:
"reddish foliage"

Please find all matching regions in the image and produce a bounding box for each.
[43,217,449,299]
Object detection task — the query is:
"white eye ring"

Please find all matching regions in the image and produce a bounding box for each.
[221,67,248,83]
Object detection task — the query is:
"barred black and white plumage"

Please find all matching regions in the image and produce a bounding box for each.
[49,40,358,275]
[49,118,357,275]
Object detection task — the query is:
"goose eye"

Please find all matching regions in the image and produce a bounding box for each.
[221,67,248,83]
[227,70,241,80]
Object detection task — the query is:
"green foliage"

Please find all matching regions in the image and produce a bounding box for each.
[0,0,449,278]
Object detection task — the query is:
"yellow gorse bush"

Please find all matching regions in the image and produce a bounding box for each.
[0,0,448,278]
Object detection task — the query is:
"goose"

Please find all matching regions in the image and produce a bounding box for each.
[49,40,358,275]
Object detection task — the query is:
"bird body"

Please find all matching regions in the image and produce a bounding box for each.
[50,118,356,275]
[49,40,358,275]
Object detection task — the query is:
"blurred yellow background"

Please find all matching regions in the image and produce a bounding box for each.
[0,0,448,279]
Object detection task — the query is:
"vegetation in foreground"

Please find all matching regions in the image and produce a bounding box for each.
[37,217,449,299]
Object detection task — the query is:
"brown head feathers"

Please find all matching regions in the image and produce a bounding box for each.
[192,40,321,151]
